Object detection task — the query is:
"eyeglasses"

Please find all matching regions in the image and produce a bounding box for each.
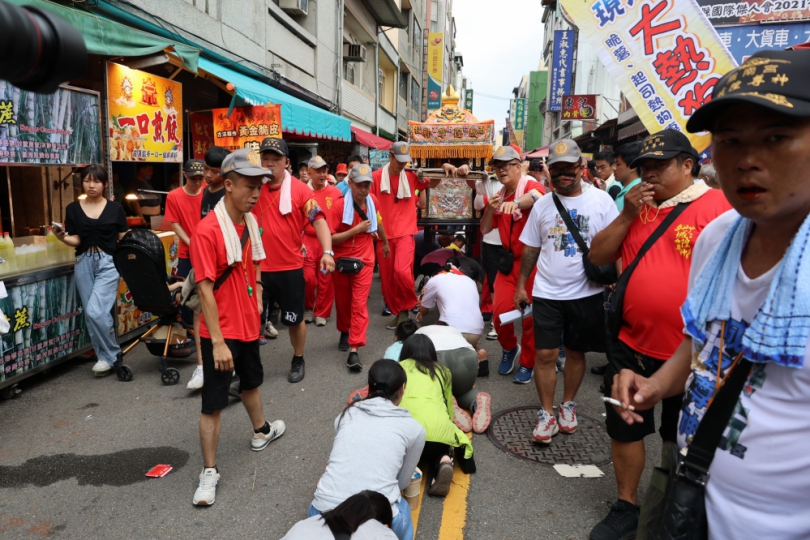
[493,161,520,172]
[549,166,581,178]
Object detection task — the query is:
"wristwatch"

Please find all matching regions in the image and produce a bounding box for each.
[323,250,335,257]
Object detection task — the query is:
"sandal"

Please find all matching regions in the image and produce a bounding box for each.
[427,460,454,497]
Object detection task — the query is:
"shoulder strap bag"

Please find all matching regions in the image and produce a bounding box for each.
[552,191,618,285]
[335,199,367,275]
[638,357,751,540]
[180,226,250,312]
[605,202,690,341]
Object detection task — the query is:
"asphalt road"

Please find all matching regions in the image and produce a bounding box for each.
[0,275,660,539]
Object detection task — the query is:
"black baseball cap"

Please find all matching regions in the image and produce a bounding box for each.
[687,50,810,133]
[259,137,289,156]
[183,159,204,176]
[630,129,700,169]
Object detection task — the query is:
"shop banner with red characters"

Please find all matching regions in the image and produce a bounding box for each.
[106,62,183,162]
[560,0,737,152]
[562,94,598,120]
[190,112,215,160]
[211,104,282,152]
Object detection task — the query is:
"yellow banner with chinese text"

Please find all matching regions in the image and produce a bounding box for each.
[560,0,737,152]
[106,62,183,162]
[211,104,282,152]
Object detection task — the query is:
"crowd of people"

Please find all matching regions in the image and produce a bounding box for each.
[51,49,810,540]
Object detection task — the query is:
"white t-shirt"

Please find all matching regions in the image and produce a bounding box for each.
[281,515,398,540]
[475,178,503,246]
[519,185,619,300]
[416,325,475,352]
[682,209,810,540]
[420,273,484,335]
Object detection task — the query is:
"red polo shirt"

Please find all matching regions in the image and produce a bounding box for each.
[493,179,546,260]
[619,189,732,359]
[164,187,202,259]
[190,213,260,342]
[329,195,381,266]
[370,168,424,239]
[305,184,342,238]
[251,179,325,272]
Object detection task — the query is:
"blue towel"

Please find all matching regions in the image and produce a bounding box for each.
[342,195,377,233]
[681,213,810,368]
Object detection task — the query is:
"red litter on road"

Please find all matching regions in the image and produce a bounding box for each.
[145,464,173,478]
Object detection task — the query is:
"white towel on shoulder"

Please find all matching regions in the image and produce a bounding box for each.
[379,164,411,199]
[279,170,293,215]
[213,198,266,266]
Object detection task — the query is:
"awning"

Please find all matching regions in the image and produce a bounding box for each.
[618,121,647,141]
[351,126,393,150]
[198,58,351,142]
[361,0,408,28]
[524,146,549,159]
[8,0,199,72]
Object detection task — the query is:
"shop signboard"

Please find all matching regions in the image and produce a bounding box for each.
[697,0,810,24]
[106,62,183,163]
[427,33,445,111]
[464,89,474,112]
[549,30,574,112]
[211,104,282,152]
[116,233,178,336]
[562,94,598,120]
[0,84,102,166]
[716,21,810,63]
[1,272,90,383]
[560,0,737,152]
[369,149,390,170]
[190,112,216,160]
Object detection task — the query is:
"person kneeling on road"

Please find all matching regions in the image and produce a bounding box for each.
[310,359,425,540]
[283,490,397,540]
[190,149,285,507]
[398,334,476,498]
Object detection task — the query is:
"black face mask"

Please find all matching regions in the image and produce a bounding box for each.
[551,176,581,195]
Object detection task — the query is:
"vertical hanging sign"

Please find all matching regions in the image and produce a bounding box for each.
[427,33,445,111]
[549,30,574,112]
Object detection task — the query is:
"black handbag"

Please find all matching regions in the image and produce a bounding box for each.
[335,200,369,274]
[637,358,752,540]
[552,192,618,285]
[605,203,690,341]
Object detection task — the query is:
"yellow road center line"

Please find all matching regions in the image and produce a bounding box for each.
[438,435,473,540]
[410,474,428,535]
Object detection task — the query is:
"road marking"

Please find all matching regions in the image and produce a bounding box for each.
[437,457,471,539]
[410,473,427,535]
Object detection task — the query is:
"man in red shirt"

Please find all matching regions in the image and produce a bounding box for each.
[303,156,342,326]
[587,129,731,540]
[190,149,285,507]
[253,137,335,384]
[164,159,205,390]
[371,141,437,330]
[479,145,546,383]
[330,164,390,369]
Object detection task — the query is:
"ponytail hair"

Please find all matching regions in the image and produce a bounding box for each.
[321,490,393,535]
[337,359,407,429]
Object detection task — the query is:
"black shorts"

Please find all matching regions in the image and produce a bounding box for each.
[603,338,683,443]
[532,293,606,352]
[176,257,192,278]
[200,338,263,414]
[261,269,305,326]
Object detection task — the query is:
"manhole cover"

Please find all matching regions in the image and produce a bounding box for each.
[486,406,612,467]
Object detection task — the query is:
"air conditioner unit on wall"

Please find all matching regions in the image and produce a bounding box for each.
[344,43,367,63]
[279,0,308,16]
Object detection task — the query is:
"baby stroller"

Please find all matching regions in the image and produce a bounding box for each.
[114,229,195,385]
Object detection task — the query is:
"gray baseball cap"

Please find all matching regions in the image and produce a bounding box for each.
[221,148,268,177]
[349,164,374,183]
[308,155,329,169]
[390,141,412,163]
[546,139,582,166]
[489,145,522,164]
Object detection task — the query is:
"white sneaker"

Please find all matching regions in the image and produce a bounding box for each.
[91,359,111,373]
[486,322,498,341]
[558,401,578,434]
[192,468,219,506]
[304,310,314,323]
[263,321,278,339]
[186,365,204,390]
[532,409,559,444]
[314,316,326,327]
[251,420,286,451]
